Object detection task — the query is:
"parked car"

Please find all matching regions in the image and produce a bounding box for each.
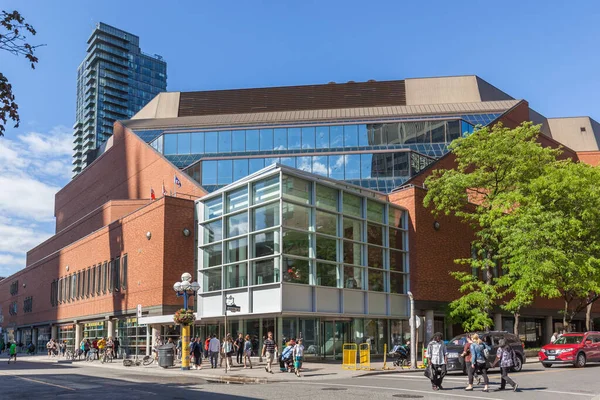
[445,331,525,373]
[539,331,600,368]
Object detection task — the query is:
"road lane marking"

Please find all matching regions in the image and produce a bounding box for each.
[287,381,502,400]
[13,376,76,391]
[362,375,467,381]
[538,390,596,397]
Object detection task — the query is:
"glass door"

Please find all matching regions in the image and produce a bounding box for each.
[320,320,351,359]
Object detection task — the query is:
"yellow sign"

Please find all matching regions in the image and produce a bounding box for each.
[342,343,358,370]
[84,321,104,328]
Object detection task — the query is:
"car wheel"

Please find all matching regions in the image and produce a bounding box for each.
[575,353,586,368]
[511,355,523,372]
[542,363,551,368]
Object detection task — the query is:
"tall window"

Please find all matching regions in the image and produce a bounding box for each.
[121,254,128,290]
[108,259,113,293]
[114,256,121,291]
[102,262,108,293]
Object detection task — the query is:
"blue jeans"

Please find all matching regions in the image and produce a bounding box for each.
[209,351,218,368]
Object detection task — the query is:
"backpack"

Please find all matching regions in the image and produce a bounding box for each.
[482,343,490,359]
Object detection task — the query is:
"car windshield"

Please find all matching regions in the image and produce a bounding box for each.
[554,335,583,344]
[449,335,468,346]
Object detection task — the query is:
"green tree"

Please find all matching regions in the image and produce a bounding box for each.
[0,10,40,136]
[423,122,561,331]
[495,162,600,330]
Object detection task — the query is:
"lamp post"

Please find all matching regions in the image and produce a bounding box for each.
[173,272,199,371]
[223,295,240,373]
[408,291,417,369]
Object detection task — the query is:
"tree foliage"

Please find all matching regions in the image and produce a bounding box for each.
[424,122,561,331]
[0,10,40,136]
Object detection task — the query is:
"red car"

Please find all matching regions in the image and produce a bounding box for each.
[539,332,600,368]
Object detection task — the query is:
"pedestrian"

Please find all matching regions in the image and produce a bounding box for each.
[222,334,234,371]
[293,338,304,377]
[60,341,66,357]
[208,334,220,369]
[190,337,203,370]
[8,342,17,364]
[79,338,86,359]
[46,338,55,357]
[92,338,99,359]
[492,339,519,392]
[426,332,448,391]
[261,331,278,374]
[114,338,120,359]
[235,333,244,365]
[243,334,253,369]
[152,336,163,361]
[550,332,559,343]
[176,337,182,361]
[468,334,490,392]
[462,335,475,391]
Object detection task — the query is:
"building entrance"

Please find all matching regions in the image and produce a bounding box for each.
[321,320,350,359]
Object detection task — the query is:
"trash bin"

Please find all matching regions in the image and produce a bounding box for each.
[158,344,175,368]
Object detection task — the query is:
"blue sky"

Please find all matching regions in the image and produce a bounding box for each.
[1,0,599,275]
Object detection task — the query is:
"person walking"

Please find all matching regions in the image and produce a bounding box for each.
[492,339,519,392]
[8,342,17,364]
[222,334,234,371]
[469,334,490,392]
[261,331,278,374]
[113,338,120,359]
[426,332,448,391]
[204,337,210,359]
[462,335,475,391]
[243,334,253,369]
[190,337,203,370]
[208,334,220,369]
[235,333,244,365]
[293,338,305,377]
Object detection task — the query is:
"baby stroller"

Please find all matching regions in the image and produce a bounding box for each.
[390,343,411,367]
[279,346,295,373]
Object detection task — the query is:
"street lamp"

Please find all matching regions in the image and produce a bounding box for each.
[408,291,417,369]
[173,272,199,370]
[224,295,240,373]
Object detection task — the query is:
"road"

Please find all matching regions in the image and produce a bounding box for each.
[1,358,600,400]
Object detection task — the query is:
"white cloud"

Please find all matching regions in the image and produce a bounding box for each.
[0,125,71,276]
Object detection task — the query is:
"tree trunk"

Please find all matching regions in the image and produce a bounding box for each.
[586,303,593,331]
[563,300,569,332]
[513,313,520,336]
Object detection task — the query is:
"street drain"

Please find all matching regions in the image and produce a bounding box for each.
[392,395,423,399]
[322,388,347,391]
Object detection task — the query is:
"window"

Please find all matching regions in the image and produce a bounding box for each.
[203,243,222,268]
[177,133,191,154]
[283,203,310,230]
[253,176,279,205]
[344,125,359,147]
[58,279,62,303]
[164,134,177,155]
[343,193,362,218]
[253,203,280,231]
[191,132,204,154]
[274,128,287,150]
[343,217,362,241]
[253,258,279,285]
[246,130,259,151]
[367,200,385,223]
[316,126,329,149]
[358,125,369,146]
[218,131,231,152]
[345,155,361,180]
[121,254,128,290]
[316,185,337,211]
[227,238,248,263]
[316,262,337,287]
[389,207,404,229]
[249,158,264,174]
[389,228,404,250]
[231,130,245,152]
[205,131,218,153]
[233,159,249,181]
[227,212,248,237]
[217,160,233,185]
[95,265,101,295]
[253,231,279,258]
[225,263,247,289]
[316,235,337,262]
[288,128,301,149]
[202,160,218,185]
[203,220,222,243]
[312,156,328,177]
[390,272,404,293]
[76,271,81,299]
[368,269,385,292]
[81,269,86,298]
[330,126,343,147]
[102,262,108,293]
[282,175,311,204]
[203,268,222,292]
[301,127,315,149]
[367,223,384,246]
[204,196,223,220]
[260,129,273,151]
[114,256,121,291]
[227,187,248,213]
[316,211,337,236]
[283,257,309,284]
[344,241,362,265]
[282,230,310,257]
[367,246,384,269]
[390,250,405,272]
[344,265,363,289]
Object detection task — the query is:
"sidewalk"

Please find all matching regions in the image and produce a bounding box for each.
[4,353,540,384]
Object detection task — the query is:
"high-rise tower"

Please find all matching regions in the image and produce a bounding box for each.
[72,23,167,176]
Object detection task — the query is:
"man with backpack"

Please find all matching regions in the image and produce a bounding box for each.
[492,339,519,392]
[426,332,448,391]
[467,334,490,392]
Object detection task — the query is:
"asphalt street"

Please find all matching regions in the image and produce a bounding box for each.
[1,358,600,400]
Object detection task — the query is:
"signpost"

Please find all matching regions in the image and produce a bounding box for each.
[224,295,240,373]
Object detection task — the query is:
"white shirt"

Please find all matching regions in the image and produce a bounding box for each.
[208,337,220,352]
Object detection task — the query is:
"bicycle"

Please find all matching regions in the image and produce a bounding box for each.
[101,348,114,363]
[86,348,97,362]
[122,355,154,367]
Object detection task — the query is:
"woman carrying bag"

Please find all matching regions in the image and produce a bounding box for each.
[492,339,519,392]
[468,334,490,392]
